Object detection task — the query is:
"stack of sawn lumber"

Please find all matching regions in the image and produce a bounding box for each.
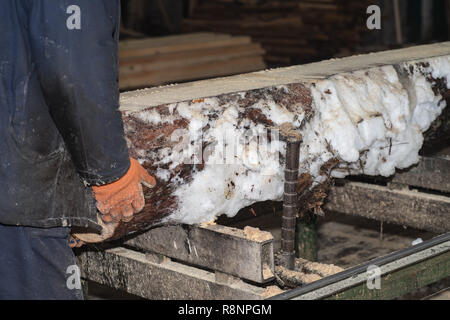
[182,0,374,67]
[119,32,266,90]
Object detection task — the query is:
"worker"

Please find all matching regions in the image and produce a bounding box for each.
[0,0,155,299]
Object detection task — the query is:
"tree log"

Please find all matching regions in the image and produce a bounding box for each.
[79,43,450,241]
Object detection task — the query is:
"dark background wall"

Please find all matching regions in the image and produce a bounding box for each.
[120,0,450,67]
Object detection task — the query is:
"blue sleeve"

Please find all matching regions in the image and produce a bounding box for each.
[28,0,130,185]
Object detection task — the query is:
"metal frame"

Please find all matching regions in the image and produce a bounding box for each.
[269,232,450,300]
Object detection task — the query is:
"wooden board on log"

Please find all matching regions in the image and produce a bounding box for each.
[120,42,450,110]
[124,224,275,284]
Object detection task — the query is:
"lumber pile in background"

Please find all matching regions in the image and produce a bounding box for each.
[182,0,373,67]
[119,32,266,90]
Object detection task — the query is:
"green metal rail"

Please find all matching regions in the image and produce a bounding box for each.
[270,232,450,300]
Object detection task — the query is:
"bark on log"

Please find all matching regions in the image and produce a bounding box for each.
[79,43,450,241]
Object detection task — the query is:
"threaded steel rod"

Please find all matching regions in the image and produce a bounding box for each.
[279,139,301,270]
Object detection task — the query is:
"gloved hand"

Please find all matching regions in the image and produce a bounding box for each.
[93,157,156,223]
[70,158,156,245]
[70,215,118,245]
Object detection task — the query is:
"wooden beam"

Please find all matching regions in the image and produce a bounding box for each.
[390,156,450,193]
[118,33,266,89]
[124,224,275,284]
[119,33,232,52]
[119,55,266,89]
[77,247,271,300]
[119,36,252,58]
[325,181,450,233]
[119,43,265,75]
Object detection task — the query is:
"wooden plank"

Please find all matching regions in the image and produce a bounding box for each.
[119,55,266,89]
[390,156,450,193]
[119,36,252,58]
[124,224,275,284]
[77,247,269,300]
[250,37,308,47]
[119,32,231,50]
[324,181,450,233]
[119,43,265,75]
[182,17,303,30]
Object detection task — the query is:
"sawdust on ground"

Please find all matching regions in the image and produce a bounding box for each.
[297,258,344,277]
[262,286,285,298]
[243,226,273,242]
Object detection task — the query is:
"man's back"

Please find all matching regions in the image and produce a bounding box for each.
[0,0,157,299]
[0,0,129,230]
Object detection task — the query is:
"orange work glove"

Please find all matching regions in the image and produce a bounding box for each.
[92,157,156,223]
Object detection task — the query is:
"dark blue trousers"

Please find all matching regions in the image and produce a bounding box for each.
[0,224,83,300]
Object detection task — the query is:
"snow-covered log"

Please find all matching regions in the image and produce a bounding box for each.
[108,43,450,240]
